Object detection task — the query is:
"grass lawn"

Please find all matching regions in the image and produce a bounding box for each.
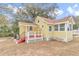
[0,37,79,56]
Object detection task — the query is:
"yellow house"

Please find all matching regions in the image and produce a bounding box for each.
[35,16,75,42]
[18,21,43,43]
[18,16,75,43]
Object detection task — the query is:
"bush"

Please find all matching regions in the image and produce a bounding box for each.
[73,24,78,30]
[0,33,10,37]
[0,28,13,37]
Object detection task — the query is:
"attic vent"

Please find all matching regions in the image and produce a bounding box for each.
[49,26,52,31]
[42,25,44,28]
[29,26,32,31]
[38,20,39,23]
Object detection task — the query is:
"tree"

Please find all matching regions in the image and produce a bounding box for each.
[0,14,11,37]
[0,3,59,36]
[73,16,79,30]
[12,3,59,35]
[23,3,58,20]
[0,14,8,27]
[14,3,58,22]
[11,20,19,34]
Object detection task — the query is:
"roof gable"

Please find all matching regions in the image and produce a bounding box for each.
[36,16,75,24]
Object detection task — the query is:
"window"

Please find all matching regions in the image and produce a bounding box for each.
[49,26,52,31]
[0,26,3,32]
[67,24,72,31]
[70,24,72,30]
[0,28,2,32]
[38,20,39,23]
[42,25,44,28]
[60,24,65,31]
[54,25,58,31]
[29,26,32,31]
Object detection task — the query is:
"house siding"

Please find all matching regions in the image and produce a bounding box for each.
[18,16,74,43]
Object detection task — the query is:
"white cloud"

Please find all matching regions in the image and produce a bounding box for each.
[19,6,22,9]
[74,10,79,16]
[54,9,64,16]
[48,9,63,17]
[74,4,78,8]
[7,4,18,14]
[67,7,74,14]
[4,14,13,21]
[57,10,64,16]
[67,4,79,16]
[13,7,18,14]
[7,4,14,10]
[67,5,79,16]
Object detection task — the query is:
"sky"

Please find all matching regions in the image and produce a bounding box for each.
[57,3,79,19]
[0,3,79,20]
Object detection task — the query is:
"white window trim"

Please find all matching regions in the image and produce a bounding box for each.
[66,24,73,31]
[58,24,60,31]
[54,24,60,31]
[54,23,67,31]
[49,26,52,32]
[60,24,65,31]
[65,23,67,31]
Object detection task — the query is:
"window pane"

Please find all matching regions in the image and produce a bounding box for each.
[49,26,52,31]
[60,24,65,31]
[42,25,44,28]
[54,25,58,31]
[60,24,64,27]
[38,20,39,23]
[60,27,64,31]
[67,24,72,31]
[29,26,32,31]
[70,24,72,30]
[0,28,2,32]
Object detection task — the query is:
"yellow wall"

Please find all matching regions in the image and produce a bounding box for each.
[66,31,73,41]
[52,31,73,42]
[46,24,54,37]
[19,16,74,42]
[18,22,26,38]
[18,22,41,39]
[35,16,74,42]
[35,16,50,37]
[52,31,67,42]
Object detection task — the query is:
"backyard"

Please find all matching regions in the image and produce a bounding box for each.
[0,37,79,56]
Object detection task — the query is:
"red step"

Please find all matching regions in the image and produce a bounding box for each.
[15,37,25,44]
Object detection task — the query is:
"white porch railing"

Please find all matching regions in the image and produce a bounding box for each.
[73,30,79,37]
[25,31,43,43]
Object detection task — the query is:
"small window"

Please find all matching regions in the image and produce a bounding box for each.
[60,24,65,31]
[38,20,39,23]
[49,26,52,31]
[29,26,32,31]
[54,25,58,31]
[42,25,44,28]
[0,28,2,32]
[0,27,3,32]
[67,24,72,31]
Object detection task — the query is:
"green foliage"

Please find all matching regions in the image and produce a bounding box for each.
[24,3,58,19]
[0,4,59,37]
[12,3,58,38]
[0,14,8,26]
[0,26,12,37]
[73,24,78,30]
[12,20,19,34]
[0,14,12,37]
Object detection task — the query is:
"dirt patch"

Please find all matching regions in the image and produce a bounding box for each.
[0,37,79,56]
[0,40,6,42]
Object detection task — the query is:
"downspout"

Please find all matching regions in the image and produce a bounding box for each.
[65,23,68,42]
[72,24,74,40]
